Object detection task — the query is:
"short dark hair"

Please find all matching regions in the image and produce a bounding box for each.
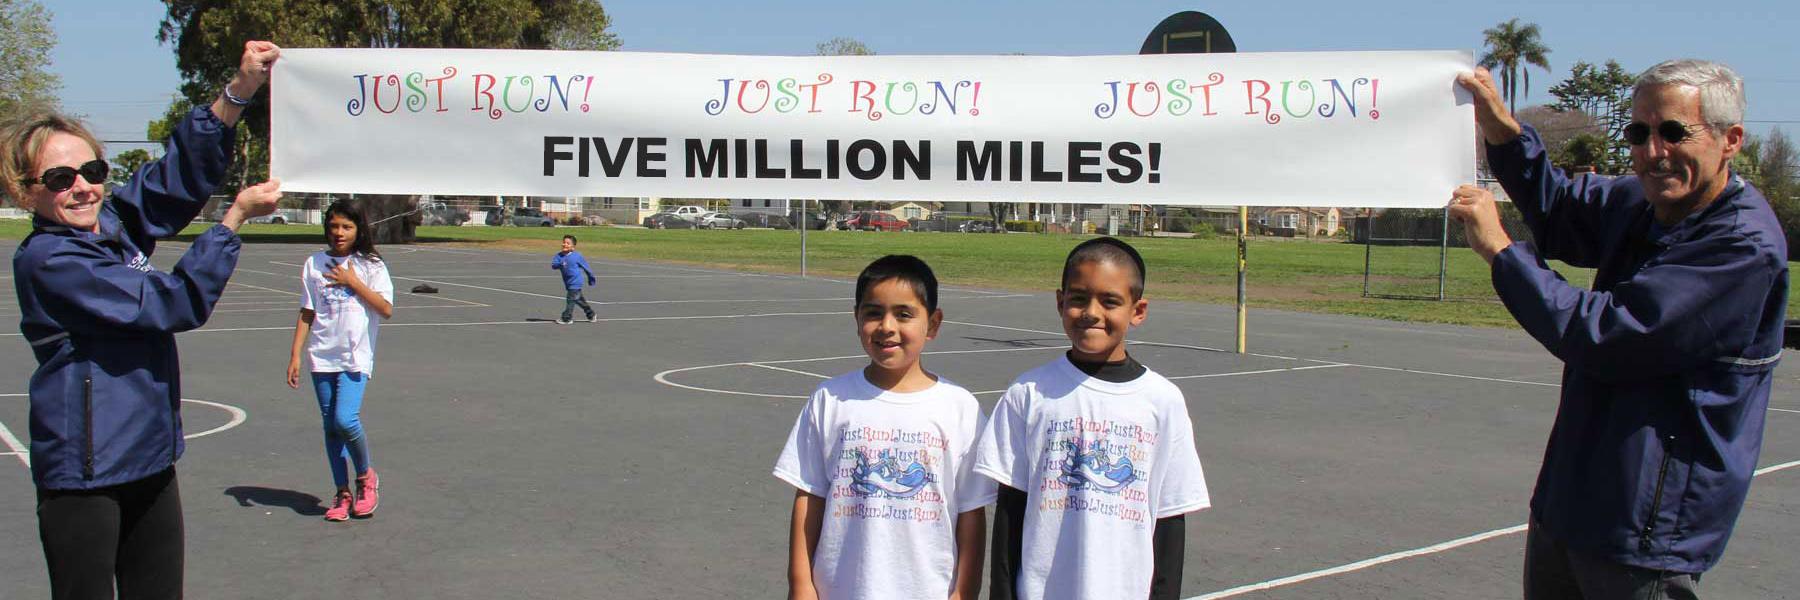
[562,234,577,244]
[855,255,939,313]
[1062,237,1145,299]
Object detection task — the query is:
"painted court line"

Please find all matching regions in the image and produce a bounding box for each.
[385,274,756,280]
[660,347,1357,399]
[211,304,486,314]
[341,269,1021,306]
[1347,364,1562,388]
[0,395,247,469]
[227,280,300,296]
[1187,525,1532,600]
[1769,407,1800,414]
[1166,364,1351,381]
[749,363,832,379]
[945,320,1310,362]
[1187,458,1800,599]
[947,320,1569,388]
[0,418,28,467]
[0,311,844,337]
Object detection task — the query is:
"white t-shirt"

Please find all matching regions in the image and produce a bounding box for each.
[773,371,998,600]
[973,356,1210,600]
[300,251,393,374]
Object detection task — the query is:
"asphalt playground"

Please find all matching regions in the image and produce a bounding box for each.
[1,238,1796,599]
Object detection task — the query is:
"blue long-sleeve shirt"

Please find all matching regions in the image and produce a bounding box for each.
[551,250,596,290]
[1489,125,1788,573]
[13,105,239,490]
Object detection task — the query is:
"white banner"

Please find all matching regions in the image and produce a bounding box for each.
[271,48,1476,207]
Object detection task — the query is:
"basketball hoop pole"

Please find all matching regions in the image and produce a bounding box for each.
[1140,10,1241,353]
[801,199,809,277]
[1237,207,1248,354]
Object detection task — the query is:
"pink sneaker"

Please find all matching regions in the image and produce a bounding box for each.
[325,490,352,522]
[352,469,380,518]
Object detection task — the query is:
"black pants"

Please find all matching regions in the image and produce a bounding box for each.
[1525,519,1700,600]
[37,467,184,600]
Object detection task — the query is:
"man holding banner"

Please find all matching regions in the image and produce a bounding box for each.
[1450,62,1787,598]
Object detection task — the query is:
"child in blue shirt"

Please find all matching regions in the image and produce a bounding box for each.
[552,234,597,324]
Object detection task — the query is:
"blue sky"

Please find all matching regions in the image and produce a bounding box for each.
[50,0,1799,157]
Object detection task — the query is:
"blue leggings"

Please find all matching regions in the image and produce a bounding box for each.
[311,372,374,488]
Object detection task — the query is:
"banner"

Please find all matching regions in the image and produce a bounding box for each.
[270,48,1476,207]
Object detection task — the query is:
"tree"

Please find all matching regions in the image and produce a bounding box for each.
[146,95,194,144]
[1737,129,1799,256]
[815,37,874,57]
[811,37,874,222]
[1548,60,1634,173]
[1559,133,1608,171]
[156,0,623,241]
[1479,18,1551,114]
[111,149,155,182]
[1515,105,1600,168]
[0,0,61,122]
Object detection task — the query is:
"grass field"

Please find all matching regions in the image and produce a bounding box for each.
[9,218,1790,328]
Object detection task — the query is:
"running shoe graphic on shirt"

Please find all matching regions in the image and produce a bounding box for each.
[848,448,932,498]
[1057,439,1138,493]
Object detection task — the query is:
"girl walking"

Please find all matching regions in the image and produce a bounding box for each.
[286,200,395,521]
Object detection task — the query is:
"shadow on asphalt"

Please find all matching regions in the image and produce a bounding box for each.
[224,486,325,516]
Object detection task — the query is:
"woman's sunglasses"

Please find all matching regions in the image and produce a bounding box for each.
[1624,120,1707,146]
[19,159,109,193]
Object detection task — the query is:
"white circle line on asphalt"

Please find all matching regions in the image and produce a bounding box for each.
[0,395,248,468]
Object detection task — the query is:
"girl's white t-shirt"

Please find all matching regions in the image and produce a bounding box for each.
[773,372,998,600]
[972,356,1210,600]
[300,251,393,374]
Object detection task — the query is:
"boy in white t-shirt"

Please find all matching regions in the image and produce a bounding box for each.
[974,237,1210,600]
[774,255,996,600]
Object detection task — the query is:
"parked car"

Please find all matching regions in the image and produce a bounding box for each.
[846,211,907,232]
[420,201,470,226]
[908,217,952,232]
[479,205,506,226]
[642,212,698,229]
[668,205,709,222]
[742,213,793,229]
[248,213,290,225]
[510,206,555,227]
[957,219,998,233]
[698,212,746,229]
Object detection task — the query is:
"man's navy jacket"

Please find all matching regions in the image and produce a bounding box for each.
[1489,125,1788,573]
[13,106,238,490]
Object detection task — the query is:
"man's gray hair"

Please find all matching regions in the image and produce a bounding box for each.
[1635,59,1745,131]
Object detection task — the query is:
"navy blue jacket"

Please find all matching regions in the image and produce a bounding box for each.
[13,106,238,490]
[551,250,596,290]
[1489,125,1788,572]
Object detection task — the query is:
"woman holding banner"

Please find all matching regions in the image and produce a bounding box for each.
[2,41,281,599]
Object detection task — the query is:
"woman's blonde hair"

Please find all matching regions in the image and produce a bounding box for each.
[1,112,105,210]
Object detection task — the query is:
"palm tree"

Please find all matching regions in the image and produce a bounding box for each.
[1479,19,1552,114]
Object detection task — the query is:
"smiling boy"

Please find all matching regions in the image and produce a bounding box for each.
[774,255,995,599]
[974,237,1210,600]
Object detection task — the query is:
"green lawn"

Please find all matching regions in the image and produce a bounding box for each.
[6,219,1792,329]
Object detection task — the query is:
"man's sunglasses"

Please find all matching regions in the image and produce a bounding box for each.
[18,159,109,193]
[1624,120,1707,146]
